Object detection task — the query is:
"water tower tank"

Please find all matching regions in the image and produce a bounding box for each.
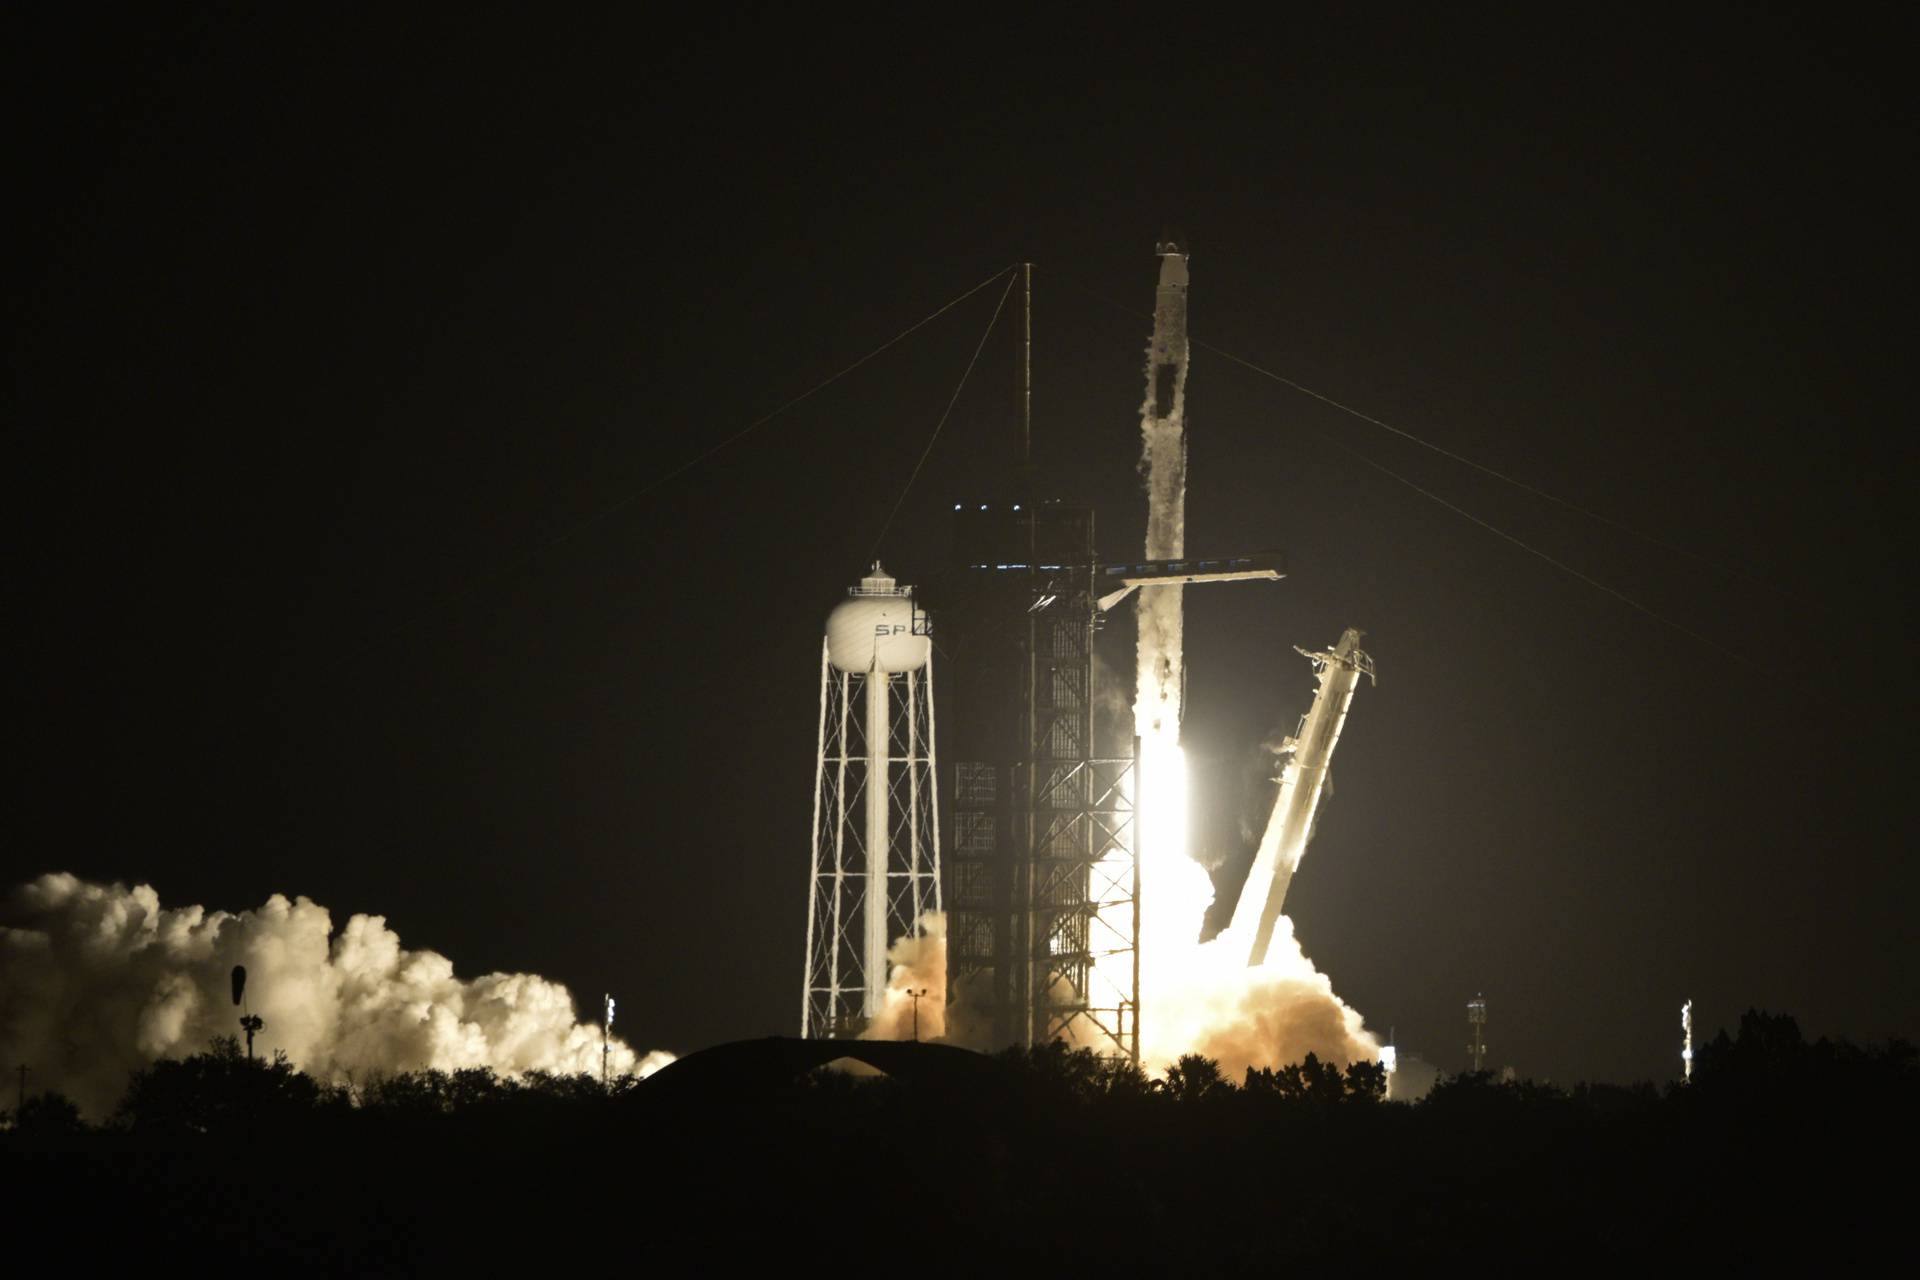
[826,563,930,673]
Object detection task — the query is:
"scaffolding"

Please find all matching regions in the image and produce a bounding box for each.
[944,502,1140,1063]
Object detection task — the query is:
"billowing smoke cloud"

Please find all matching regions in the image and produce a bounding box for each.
[1146,915,1379,1079]
[0,874,674,1116]
[859,910,946,1042]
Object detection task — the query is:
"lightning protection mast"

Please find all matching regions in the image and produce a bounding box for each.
[802,564,942,1038]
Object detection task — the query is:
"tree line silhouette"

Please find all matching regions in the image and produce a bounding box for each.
[4,1010,1909,1268]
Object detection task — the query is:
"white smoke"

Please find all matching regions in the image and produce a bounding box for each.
[0,873,674,1116]
[1123,752,1382,1078]
[1144,915,1379,1079]
[859,910,946,1042]
[1387,1052,1439,1101]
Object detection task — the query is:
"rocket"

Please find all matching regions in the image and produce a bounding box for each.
[1135,238,1192,742]
[1146,237,1190,427]
[1231,628,1376,966]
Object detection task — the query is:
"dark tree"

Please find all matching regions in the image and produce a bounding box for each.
[114,1035,343,1136]
[13,1091,86,1142]
[1163,1052,1232,1103]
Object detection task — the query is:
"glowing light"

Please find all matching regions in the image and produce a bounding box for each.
[1137,738,1207,973]
[1681,999,1694,1082]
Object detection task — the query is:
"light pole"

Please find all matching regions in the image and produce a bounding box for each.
[232,964,265,1060]
[906,988,929,1042]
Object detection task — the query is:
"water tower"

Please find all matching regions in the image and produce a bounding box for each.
[801,564,942,1037]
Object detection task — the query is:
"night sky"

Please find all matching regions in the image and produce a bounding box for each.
[6,8,1910,1085]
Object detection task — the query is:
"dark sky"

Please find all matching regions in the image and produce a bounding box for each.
[5,7,1910,1084]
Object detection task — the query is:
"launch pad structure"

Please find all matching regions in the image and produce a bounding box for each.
[799,242,1294,1064]
[939,501,1143,1060]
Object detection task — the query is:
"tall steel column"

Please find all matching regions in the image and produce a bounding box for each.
[1467,994,1488,1072]
[1027,556,1139,1060]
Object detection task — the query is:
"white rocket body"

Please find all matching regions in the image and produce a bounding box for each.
[1135,241,1191,743]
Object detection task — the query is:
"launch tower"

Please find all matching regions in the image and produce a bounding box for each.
[940,502,1142,1061]
[937,242,1282,1060]
[801,565,942,1038]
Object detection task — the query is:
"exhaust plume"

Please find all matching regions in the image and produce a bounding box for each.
[1154,915,1378,1077]
[0,873,673,1116]
[859,911,947,1042]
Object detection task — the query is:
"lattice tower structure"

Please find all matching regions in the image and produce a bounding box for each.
[939,501,1140,1062]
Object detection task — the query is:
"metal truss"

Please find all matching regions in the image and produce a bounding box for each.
[1024,565,1138,1062]
[948,550,1141,1064]
[1032,754,1139,1062]
[802,643,941,1038]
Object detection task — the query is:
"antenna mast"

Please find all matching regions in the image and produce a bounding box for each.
[1022,262,1033,468]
